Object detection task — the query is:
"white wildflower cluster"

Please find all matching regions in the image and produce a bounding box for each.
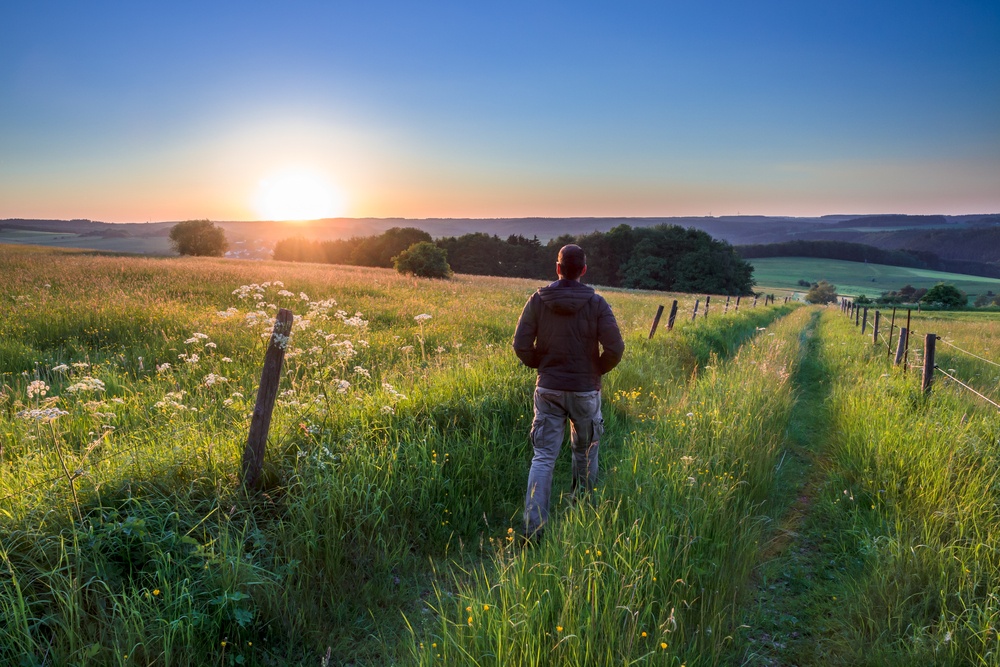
[217,307,239,318]
[72,362,90,370]
[51,364,70,373]
[178,353,200,364]
[382,382,407,401]
[203,373,228,387]
[353,366,371,379]
[222,391,244,407]
[277,289,295,298]
[18,407,69,422]
[184,332,210,344]
[380,405,395,415]
[245,310,271,328]
[335,311,368,328]
[156,363,172,373]
[232,281,284,300]
[334,379,350,394]
[326,338,358,362]
[154,391,189,411]
[27,380,49,399]
[65,376,105,394]
[414,313,432,322]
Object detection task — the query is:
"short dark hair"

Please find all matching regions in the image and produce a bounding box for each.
[557,244,586,280]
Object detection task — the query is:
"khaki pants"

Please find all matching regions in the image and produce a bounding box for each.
[524,388,604,537]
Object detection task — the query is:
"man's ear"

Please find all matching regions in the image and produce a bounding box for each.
[556,263,563,278]
[580,265,587,278]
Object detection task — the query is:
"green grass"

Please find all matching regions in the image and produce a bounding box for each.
[749,257,1000,299]
[4,246,999,666]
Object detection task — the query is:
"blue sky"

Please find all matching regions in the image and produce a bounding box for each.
[2,1,998,221]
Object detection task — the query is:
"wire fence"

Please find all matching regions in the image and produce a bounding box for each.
[840,299,1000,412]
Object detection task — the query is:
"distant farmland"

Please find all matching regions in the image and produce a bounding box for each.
[749,256,1000,298]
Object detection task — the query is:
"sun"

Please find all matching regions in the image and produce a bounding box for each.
[253,168,345,221]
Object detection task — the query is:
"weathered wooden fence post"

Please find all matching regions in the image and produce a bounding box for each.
[704,295,710,319]
[752,295,758,307]
[735,296,741,311]
[872,310,880,345]
[667,299,679,330]
[894,327,908,365]
[855,305,860,327]
[648,304,664,340]
[725,295,730,313]
[242,308,295,490]
[904,309,912,370]
[886,307,897,357]
[691,299,700,321]
[861,307,868,334]
[921,333,936,393]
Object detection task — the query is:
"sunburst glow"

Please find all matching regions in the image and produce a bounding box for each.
[253,168,345,221]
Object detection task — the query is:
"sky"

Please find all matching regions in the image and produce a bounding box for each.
[2,1,999,222]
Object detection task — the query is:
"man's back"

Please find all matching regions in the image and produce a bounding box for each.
[513,278,624,391]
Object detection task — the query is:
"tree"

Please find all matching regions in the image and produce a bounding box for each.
[920,283,967,308]
[169,220,228,257]
[805,280,838,304]
[393,242,452,278]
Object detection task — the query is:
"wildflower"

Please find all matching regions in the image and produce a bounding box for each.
[27,380,49,398]
[381,405,395,415]
[335,379,350,394]
[221,357,233,363]
[205,342,217,349]
[184,354,200,364]
[277,289,294,297]
[686,412,694,417]
[354,366,371,379]
[661,642,668,649]
[557,626,563,633]
[483,604,490,611]
[153,589,160,596]
[641,631,647,638]
[203,373,228,387]
[18,407,69,422]
[51,364,70,373]
[436,346,446,353]
[414,313,431,322]
[400,345,414,353]
[299,292,309,301]
[156,363,171,373]
[65,376,105,393]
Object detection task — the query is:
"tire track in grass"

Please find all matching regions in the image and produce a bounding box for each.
[732,309,854,666]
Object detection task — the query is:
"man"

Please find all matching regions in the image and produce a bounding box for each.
[512,244,625,542]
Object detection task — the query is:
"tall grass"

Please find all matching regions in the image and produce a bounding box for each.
[0,246,797,665]
[783,308,1000,665]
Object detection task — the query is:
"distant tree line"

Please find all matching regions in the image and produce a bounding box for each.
[738,240,1000,279]
[274,224,756,294]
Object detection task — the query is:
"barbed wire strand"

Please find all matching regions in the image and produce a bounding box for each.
[937,338,1000,369]
[934,366,1000,412]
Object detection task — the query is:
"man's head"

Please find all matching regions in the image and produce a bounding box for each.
[557,244,587,281]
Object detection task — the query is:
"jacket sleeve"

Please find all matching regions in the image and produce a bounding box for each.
[512,294,541,368]
[597,298,625,374]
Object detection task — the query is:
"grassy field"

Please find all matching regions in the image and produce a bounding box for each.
[749,256,1000,299]
[2,246,999,666]
[0,229,172,255]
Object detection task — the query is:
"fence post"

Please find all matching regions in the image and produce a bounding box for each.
[648,304,664,339]
[886,307,897,357]
[904,309,912,370]
[855,305,860,327]
[861,307,868,334]
[752,295,758,307]
[725,295,730,313]
[872,310,880,345]
[691,299,700,321]
[704,295,710,319]
[736,296,741,311]
[667,299,678,330]
[921,333,936,394]
[894,327,908,365]
[242,308,295,490]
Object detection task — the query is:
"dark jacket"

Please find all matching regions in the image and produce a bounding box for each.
[512,279,625,391]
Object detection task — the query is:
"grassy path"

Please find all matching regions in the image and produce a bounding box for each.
[731,309,853,666]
